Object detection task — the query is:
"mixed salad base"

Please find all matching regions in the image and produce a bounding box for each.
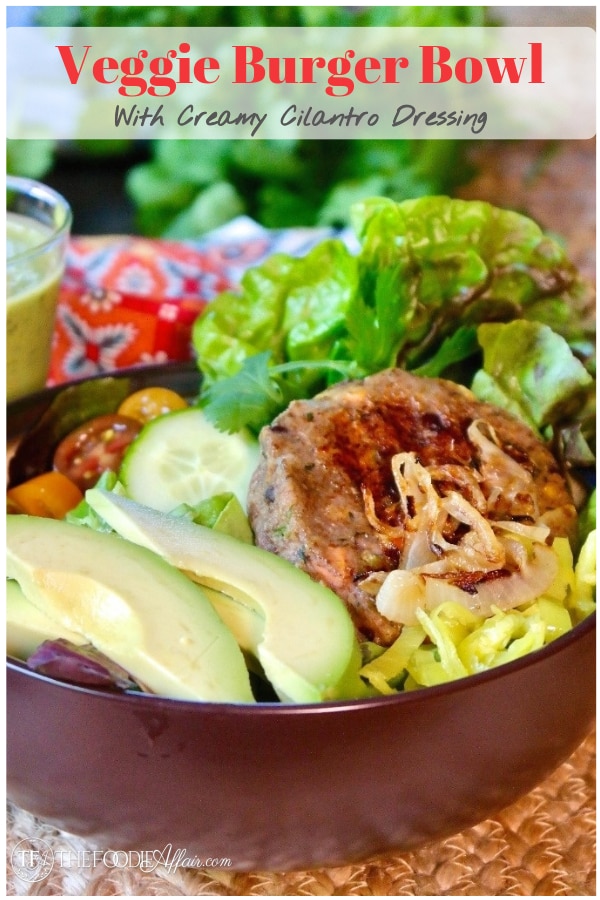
[6,196,597,702]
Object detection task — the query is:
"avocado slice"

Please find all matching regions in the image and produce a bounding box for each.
[201,586,264,657]
[85,489,369,703]
[6,515,255,703]
[7,578,85,660]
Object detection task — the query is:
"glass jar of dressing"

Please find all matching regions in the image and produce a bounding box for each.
[7,177,72,402]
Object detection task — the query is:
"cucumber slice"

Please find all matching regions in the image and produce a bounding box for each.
[120,408,260,513]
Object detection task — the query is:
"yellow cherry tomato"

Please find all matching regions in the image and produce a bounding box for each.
[117,387,188,424]
[7,471,84,519]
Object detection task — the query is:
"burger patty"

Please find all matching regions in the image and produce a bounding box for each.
[247,369,577,645]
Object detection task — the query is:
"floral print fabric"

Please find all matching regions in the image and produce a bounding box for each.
[49,218,341,385]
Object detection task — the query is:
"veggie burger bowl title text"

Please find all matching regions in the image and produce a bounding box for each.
[58,42,543,97]
[7,26,595,140]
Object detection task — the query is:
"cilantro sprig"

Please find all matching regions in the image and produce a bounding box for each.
[200,352,360,434]
[343,265,411,373]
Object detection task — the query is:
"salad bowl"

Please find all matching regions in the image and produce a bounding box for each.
[6,364,596,871]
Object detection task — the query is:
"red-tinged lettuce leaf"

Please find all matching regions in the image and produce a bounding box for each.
[351,196,596,372]
[27,639,140,692]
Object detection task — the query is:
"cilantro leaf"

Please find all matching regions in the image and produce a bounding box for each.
[200,352,357,434]
[200,352,284,434]
[345,264,412,372]
[413,325,480,378]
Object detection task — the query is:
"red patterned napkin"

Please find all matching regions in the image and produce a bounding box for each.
[49,236,230,385]
[48,221,346,386]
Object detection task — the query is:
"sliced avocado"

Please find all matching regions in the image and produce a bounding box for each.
[7,579,86,660]
[201,585,269,681]
[6,515,255,703]
[85,489,370,703]
[201,586,264,658]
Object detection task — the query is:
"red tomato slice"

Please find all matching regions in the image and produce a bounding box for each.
[53,414,142,491]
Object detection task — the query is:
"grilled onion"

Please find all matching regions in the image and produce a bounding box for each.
[362,423,563,625]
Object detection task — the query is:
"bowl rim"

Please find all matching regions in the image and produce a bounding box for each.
[6,362,596,716]
[7,360,201,429]
[7,609,595,715]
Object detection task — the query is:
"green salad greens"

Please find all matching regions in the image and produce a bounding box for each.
[192,193,595,695]
[194,196,595,467]
[471,321,593,439]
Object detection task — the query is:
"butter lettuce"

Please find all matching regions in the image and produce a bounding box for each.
[194,196,595,436]
[350,195,595,371]
[578,490,596,549]
[68,476,254,545]
[193,240,358,398]
[471,320,594,433]
[470,319,595,481]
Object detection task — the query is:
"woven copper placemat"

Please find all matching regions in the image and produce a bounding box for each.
[6,728,595,896]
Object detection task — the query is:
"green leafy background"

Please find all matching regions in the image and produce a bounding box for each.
[8,5,488,235]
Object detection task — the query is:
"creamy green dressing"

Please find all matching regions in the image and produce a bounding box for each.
[7,212,65,402]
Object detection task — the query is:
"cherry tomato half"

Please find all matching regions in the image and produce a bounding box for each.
[53,414,142,491]
[7,471,84,519]
[118,387,187,424]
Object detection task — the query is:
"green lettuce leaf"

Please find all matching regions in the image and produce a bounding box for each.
[194,196,596,435]
[577,489,596,551]
[66,471,126,531]
[471,320,594,433]
[351,195,595,371]
[193,238,358,397]
[168,492,254,544]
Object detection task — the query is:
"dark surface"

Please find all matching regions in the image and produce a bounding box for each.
[43,149,144,236]
[6,368,596,872]
[7,361,201,439]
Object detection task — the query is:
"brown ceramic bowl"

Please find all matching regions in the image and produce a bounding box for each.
[6,365,596,871]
